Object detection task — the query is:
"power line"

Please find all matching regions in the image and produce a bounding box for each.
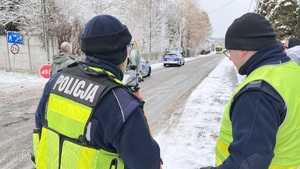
[248,0,254,12]
[207,0,235,13]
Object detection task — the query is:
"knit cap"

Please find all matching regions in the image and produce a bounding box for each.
[81,14,132,65]
[288,37,300,48]
[225,13,277,51]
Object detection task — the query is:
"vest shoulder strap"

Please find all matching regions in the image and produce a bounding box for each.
[234,80,283,102]
[231,80,285,116]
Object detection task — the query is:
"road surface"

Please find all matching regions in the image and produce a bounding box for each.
[139,54,225,134]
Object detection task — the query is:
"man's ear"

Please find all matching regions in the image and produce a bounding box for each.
[241,50,248,57]
[241,50,256,59]
[68,49,72,54]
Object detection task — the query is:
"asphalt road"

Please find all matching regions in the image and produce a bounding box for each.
[139,54,224,135]
[0,54,224,169]
[0,80,44,169]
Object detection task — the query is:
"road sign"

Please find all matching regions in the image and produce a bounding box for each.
[10,44,19,54]
[7,31,23,44]
[39,64,51,78]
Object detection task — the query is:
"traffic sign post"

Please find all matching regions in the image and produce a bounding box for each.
[10,44,19,54]
[7,31,23,44]
[6,31,23,72]
[10,44,20,71]
[39,64,51,78]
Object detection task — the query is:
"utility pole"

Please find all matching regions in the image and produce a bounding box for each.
[149,0,152,53]
[180,19,182,50]
[41,0,50,62]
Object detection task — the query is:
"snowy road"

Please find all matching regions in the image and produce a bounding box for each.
[0,72,48,169]
[139,54,224,135]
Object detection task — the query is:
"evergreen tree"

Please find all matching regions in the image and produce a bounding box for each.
[295,5,300,38]
[256,0,299,40]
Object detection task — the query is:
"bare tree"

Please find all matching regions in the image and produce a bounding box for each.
[123,0,151,52]
[0,0,42,35]
[45,0,130,54]
[123,0,172,53]
[0,0,212,56]
[174,0,212,56]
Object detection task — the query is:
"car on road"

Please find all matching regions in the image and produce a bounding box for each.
[200,49,211,55]
[163,52,185,67]
[141,57,151,77]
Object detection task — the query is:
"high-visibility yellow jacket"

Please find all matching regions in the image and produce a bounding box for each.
[33,63,133,169]
[216,61,300,169]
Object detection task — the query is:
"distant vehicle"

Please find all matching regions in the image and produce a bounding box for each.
[141,57,151,77]
[200,49,211,55]
[216,45,223,54]
[163,52,185,67]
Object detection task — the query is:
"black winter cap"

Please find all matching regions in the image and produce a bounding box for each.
[225,13,277,51]
[81,14,132,65]
[288,37,300,48]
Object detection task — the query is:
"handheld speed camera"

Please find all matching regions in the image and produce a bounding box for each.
[122,39,143,92]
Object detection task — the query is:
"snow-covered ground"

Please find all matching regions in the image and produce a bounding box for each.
[0,54,242,169]
[155,56,243,168]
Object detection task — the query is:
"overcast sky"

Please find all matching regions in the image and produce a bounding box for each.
[199,0,257,38]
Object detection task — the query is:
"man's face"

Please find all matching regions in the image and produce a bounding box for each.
[283,39,289,49]
[229,50,251,70]
[69,48,73,54]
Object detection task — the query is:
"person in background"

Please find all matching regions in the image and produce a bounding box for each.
[282,37,290,50]
[284,37,300,65]
[50,41,74,76]
[283,37,300,49]
[201,13,300,169]
[33,14,161,169]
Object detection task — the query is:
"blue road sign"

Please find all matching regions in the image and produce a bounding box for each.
[7,31,23,44]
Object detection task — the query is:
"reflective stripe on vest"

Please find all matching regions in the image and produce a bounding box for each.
[47,93,92,138]
[34,67,125,169]
[36,127,60,169]
[215,61,300,168]
[60,139,124,169]
[36,128,125,169]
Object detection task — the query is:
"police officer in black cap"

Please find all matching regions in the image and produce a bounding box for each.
[201,13,300,169]
[34,14,161,169]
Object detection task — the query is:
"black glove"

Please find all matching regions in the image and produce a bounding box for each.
[200,166,213,169]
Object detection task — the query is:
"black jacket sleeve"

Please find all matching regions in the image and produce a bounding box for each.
[90,87,161,169]
[113,107,161,169]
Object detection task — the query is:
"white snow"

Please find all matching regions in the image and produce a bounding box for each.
[153,55,240,168]
[0,70,48,94]
[0,54,241,168]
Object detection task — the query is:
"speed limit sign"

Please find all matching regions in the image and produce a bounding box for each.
[10,44,19,54]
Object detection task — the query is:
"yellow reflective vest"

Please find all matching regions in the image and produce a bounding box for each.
[216,61,300,168]
[33,64,126,169]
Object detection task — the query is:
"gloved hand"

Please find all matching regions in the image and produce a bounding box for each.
[200,166,213,169]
